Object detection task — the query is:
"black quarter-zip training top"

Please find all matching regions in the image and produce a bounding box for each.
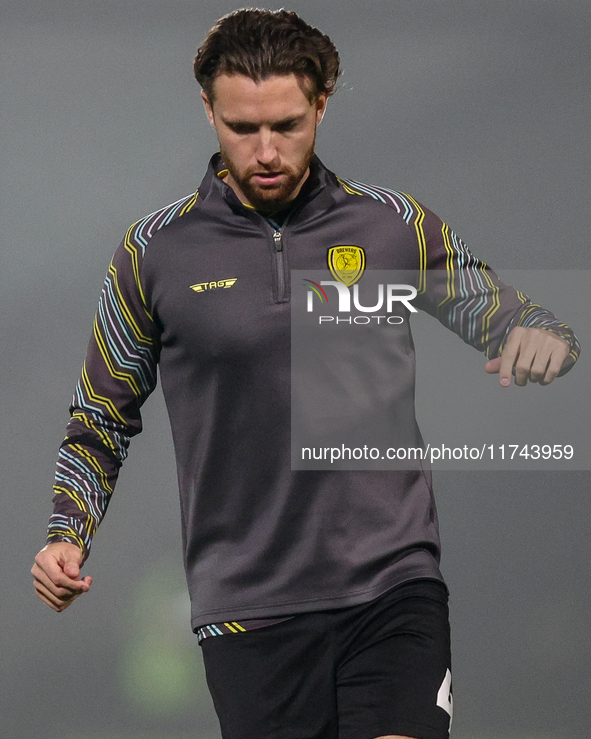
[47,154,580,630]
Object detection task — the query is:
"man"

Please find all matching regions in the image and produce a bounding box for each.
[31,9,579,739]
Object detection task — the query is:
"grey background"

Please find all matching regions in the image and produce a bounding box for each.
[2,1,590,738]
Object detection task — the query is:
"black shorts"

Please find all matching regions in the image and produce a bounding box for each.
[200,578,452,739]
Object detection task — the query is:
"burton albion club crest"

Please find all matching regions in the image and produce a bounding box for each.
[327,246,366,287]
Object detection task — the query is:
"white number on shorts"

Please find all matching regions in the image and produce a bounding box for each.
[436,667,453,730]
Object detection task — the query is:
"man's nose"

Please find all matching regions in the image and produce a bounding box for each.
[255,130,279,165]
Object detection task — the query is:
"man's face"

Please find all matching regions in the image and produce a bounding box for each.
[202,73,327,212]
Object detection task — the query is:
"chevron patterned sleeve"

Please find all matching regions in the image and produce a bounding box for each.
[46,193,198,558]
[407,196,581,371]
[46,225,160,559]
[340,178,580,370]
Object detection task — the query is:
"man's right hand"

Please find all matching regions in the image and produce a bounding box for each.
[31,541,92,612]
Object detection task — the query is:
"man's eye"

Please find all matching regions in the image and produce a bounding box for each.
[229,123,258,134]
[274,121,298,133]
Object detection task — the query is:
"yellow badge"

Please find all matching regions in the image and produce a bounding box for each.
[327,246,366,287]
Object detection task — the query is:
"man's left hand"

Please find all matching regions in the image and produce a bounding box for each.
[484,326,570,387]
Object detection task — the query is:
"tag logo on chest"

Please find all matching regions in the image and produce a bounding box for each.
[190,278,238,293]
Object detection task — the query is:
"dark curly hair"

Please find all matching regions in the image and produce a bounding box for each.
[194,8,340,102]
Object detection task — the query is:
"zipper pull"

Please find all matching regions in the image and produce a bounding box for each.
[273,230,283,251]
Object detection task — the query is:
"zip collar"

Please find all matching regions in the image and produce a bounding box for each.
[198,152,333,222]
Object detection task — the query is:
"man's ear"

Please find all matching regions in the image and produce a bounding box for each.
[316,93,328,125]
[201,91,216,129]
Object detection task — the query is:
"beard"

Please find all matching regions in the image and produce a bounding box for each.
[220,138,316,213]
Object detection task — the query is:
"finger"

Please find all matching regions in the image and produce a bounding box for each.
[33,581,71,611]
[31,562,81,593]
[64,563,81,579]
[33,578,80,612]
[33,587,64,612]
[484,357,501,374]
[32,570,84,602]
[541,335,570,384]
[31,561,89,595]
[539,347,570,385]
[33,551,87,588]
[37,590,79,613]
[512,344,539,386]
[497,338,520,387]
[523,332,570,385]
[527,351,553,384]
[33,573,90,611]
